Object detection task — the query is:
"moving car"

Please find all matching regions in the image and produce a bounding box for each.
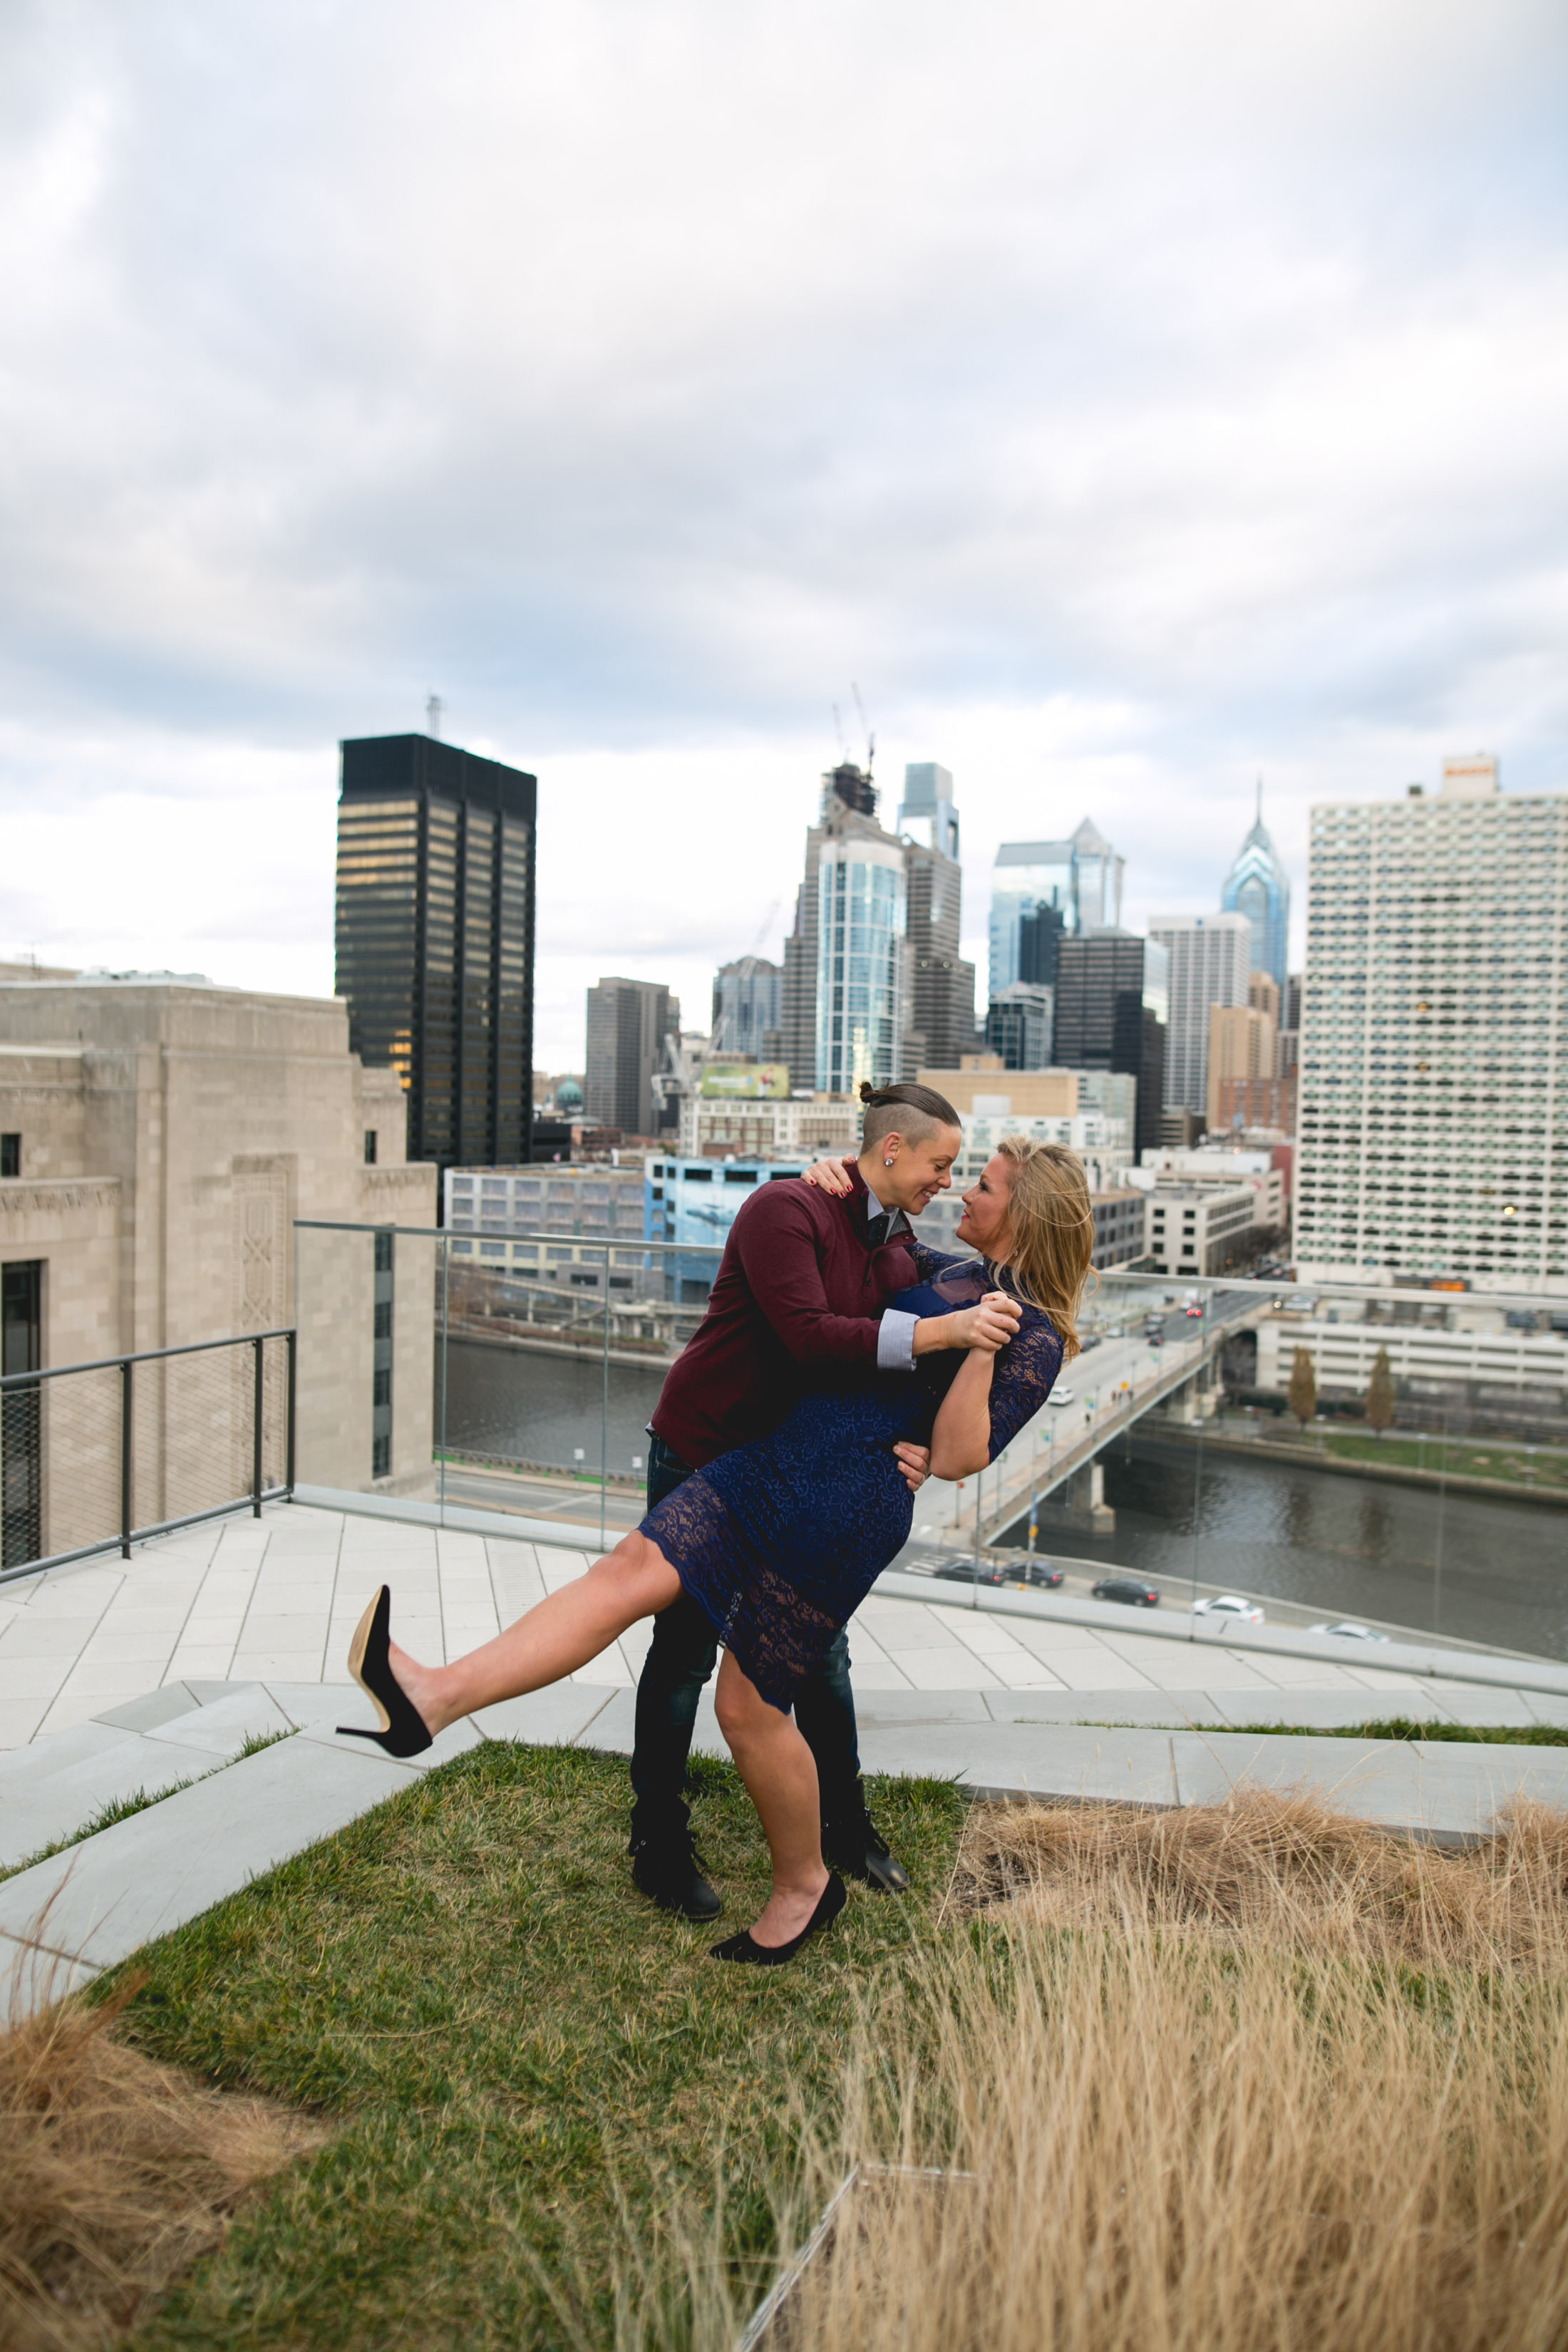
[1184,1303,1204,1319]
[1047,1386,1076,1408]
[1308,1620,1391,1644]
[1079,1334,1104,1351]
[1192,1594,1266,1623]
[1092,1575,1160,1608]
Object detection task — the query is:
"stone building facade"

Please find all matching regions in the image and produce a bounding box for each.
[0,979,436,1562]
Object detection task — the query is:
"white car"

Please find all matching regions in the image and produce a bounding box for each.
[1192,1595,1265,1623]
[1047,1386,1076,1408]
[1309,1620,1391,1644]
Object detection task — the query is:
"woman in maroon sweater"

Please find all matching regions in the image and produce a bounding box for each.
[340,1113,1093,1966]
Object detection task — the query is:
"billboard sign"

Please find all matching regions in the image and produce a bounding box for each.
[700,1063,790,1099]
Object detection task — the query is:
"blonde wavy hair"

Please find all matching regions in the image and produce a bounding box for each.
[991,1138,1097,1360]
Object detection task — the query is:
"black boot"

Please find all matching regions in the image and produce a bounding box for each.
[629,1822,722,1921]
[820,1783,910,1894]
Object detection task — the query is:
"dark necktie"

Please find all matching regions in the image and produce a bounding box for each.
[866,1211,888,1249]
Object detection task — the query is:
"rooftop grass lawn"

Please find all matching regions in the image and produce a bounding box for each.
[99,1743,963,2352]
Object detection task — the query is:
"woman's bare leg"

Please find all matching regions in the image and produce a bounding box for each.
[388,1533,682,1734]
[713,1650,831,1947]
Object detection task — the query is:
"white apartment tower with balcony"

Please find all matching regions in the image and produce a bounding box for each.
[1294,757,1568,1293]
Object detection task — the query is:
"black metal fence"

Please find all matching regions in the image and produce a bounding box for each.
[0,1329,295,1584]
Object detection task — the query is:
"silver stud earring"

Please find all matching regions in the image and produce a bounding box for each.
[884,1155,895,1168]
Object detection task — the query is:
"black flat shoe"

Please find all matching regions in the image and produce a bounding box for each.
[709,1872,846,1967]
[337,1584,434,1758]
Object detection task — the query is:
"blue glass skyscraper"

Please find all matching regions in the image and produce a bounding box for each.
[988,819,1123,996]
[1220,785,1291,988]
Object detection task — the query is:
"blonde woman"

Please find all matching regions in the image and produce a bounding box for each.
[339,1137,1093,1966]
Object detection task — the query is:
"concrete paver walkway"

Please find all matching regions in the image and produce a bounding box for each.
[0,1501,1536,1751]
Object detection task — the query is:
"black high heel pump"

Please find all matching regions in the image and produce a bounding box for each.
[709,1871,846,1966]
[337,1585,434,1758]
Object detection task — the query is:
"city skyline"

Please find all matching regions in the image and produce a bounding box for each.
[4,735,1526,1077]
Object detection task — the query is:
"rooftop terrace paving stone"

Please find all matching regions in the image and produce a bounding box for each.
[140,1686,296,1759]
[856,1720,1182,1809]
[981,1688,1232,1728]
[1207,1690,1437,1731]
[0,1731,202,1871]
[848,1690,996,1727]
[96,1686,211,1733]
[468,1685,619,1749]
[0,1718,137,1790]
[1169,1730,1568,1842]
[0,1733,417,1989]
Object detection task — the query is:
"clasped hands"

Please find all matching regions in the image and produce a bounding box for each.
[800,1156,1022,1495]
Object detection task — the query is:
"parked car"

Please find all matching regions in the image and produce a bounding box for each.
[1308,1620,1391,1644]
[1079,1334,1104,1351]
[933,1558,1011,1587]
[1092,1575,1160,1608]
[1047,1386,1076,1408]
[931,1557,1064,1594]
[1192,1594,1266,1623]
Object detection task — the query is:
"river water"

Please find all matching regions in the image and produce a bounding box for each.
[445,1341,1568,1660]
[1012,1430,1568,1661]
[443,1338,666,1477]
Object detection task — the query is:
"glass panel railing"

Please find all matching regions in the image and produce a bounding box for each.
[293,1217,1568,1666]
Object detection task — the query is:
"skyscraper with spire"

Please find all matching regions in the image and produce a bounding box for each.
[1220,782,1291,988]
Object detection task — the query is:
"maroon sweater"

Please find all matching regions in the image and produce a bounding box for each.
[650,1164,917,1468]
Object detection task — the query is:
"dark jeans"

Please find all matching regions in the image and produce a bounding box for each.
[629,1433,864,1846]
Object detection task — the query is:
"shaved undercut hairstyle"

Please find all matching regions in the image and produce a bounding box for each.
[857,1079,961,1150]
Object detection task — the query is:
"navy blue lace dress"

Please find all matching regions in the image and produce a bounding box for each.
[639,1246,1065,1711]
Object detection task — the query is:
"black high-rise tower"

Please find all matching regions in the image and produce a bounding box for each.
[335,733,536,1173]
[1053,930,1167,1157]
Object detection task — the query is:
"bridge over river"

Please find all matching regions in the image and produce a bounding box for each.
[904,1283,1275,1559]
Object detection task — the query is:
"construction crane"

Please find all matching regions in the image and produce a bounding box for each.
[851,681,875,777]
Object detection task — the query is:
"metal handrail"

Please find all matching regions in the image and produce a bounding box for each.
[0,1328,296,1584]
[0,1325,295,1391]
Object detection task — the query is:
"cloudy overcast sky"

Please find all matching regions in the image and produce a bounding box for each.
[2,0,1564,1064]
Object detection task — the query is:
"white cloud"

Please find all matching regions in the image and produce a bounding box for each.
[1,0,1564,1066]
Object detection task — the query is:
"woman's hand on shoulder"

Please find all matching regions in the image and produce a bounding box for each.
[800,1155,856,1197]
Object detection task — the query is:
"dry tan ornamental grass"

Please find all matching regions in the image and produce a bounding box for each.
[645,1795,1568,2352]
[769,1919,1568,2352]
[953,1788,1568,1972]
[0,1986,321,2351]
